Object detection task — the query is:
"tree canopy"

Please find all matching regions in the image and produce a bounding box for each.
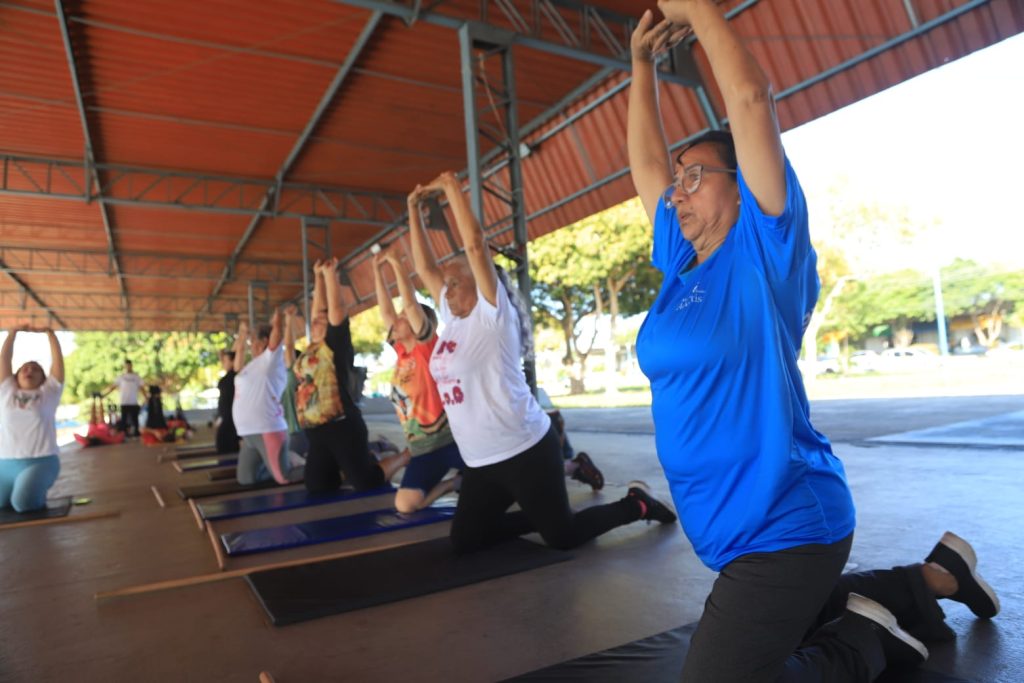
[65,331,230,403]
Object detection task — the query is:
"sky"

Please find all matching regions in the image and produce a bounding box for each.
[782,32,1024,272]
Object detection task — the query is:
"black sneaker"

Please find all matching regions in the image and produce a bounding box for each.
[626,481,677,524]
[570,452,604,491]
[925,531,1000,618]
[846,593,929,668]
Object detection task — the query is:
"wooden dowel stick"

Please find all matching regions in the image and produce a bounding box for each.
[150,485,166,508]
[95,538,418,600]
[258,673,275,683]
[0,509,121,532]
[188,498,205,532]
[172,460,184,474]
[206,522,227,571]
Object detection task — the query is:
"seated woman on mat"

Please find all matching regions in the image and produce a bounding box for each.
[0,325,64,512]
[408,170,676,554]
[626,3,999,680]
[372,243,466,513]
[231,311,298,486]
[292,258,407,495]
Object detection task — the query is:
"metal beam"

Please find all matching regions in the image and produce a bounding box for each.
[0,154,406,225]
[54,0,129,327]
[335,0,702,89]
[193,11,384,330]
[0,245,306,284]
[0,261,68,329]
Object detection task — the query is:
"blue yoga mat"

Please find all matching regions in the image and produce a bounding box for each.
[197,485,395,522]
[220,505,457,556]
[178,456,238,472]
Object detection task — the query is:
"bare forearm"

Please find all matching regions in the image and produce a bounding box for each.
[689,1,771,109]
[268,311,283,350]
[628,58,673,217]
[373,263,398,326]
[311,271,326,317]
[392,258,426,334]
[324,269,346,327]
[47,331,64,382]
[1,331,16,379]
[407,204,444,300]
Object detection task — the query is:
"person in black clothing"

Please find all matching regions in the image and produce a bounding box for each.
[215,349,239,454]
[144,385,167,430]
[292,258,406,493]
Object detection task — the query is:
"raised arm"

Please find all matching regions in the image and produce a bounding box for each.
[43,328,64,384]
[628,10,690,222]
[426,171,498,306]
[384,246,427,336]
[0,325,23,382]
[282,304,298,366]
[406,186,445,304]
[658,0,785,215]
[267,306,283,352]
[311,259,327,324]
[233,320,248,373]
[372,252,399,331]
[320,258,348,327]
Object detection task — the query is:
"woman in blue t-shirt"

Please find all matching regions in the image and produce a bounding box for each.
[627,2,998,681]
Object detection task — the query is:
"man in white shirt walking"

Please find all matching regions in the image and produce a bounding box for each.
[103,360,147,437]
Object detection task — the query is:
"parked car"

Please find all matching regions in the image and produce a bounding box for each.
[951,343,988,357]
[849,350,880,373]
[877,347,939,371]
[797,356,840,376]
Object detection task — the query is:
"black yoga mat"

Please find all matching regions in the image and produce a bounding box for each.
[206,467,236,481]
[506,623,972,682]
[0,496,72,525]
[177,456,237,472]
[177,479,279,500]
[246,537,572,626]
[176,442,215,453]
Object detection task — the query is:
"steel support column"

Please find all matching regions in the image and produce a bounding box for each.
[247,282,270,331]
[458,24,537,393]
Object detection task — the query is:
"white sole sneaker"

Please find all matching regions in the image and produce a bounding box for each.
[928,531,1000,618]
[846,593,929,661]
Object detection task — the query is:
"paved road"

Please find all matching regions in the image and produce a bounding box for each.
[558,394,1024,443]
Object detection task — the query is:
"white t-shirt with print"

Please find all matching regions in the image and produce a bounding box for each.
[429,284,550,467]
[0,376,63,459]
[232,345,288,436]
[114,372,145,406]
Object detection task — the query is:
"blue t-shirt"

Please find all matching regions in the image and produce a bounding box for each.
[636,156,856,571]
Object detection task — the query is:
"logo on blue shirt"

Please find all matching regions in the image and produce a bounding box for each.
[675,283,707,311]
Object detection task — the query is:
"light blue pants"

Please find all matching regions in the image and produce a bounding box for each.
[0,455,61,512]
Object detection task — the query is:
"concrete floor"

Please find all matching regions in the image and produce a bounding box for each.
[1,396,1020,682]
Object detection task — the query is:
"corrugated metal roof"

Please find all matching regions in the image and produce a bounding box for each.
[0,0,1020,330]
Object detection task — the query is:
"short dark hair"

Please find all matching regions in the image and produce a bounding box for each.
[124,359,133,365]
[254,324,273,342]
[674,130,737,172]
[221,349,236,361]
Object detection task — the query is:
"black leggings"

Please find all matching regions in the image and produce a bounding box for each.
[304,417,385,493]
[682,533,944,682]
[120,405,140,436]
[215,418,239,454]
[450,426,640,553]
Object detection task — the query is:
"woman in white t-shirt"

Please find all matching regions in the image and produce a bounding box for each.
[409,171,677,553]
[230,312,295,486]
[0,325,64,512]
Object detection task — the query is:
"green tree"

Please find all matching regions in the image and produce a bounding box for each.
[529,199,659,393]
[938,259,1024,347]
[349,306,389,357]
[65,331,230,404]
